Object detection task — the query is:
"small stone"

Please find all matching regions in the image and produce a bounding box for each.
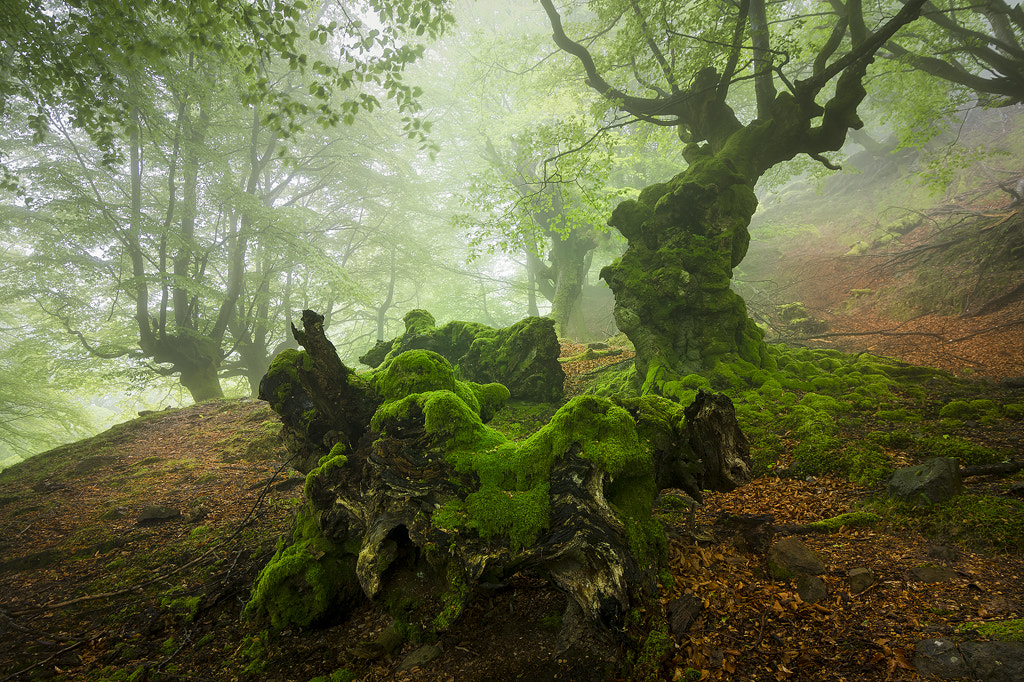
[796,575,828,603]
[888,457,963,505]
[137,506,181,524]
[849,567,875,594]
[767,536,826,579]
[398,644,442,671]
[961,641,1024,682]
[100,506,128,521]
[184,506,210,523]
[909,564,958,583]
[926,545,958,562]
[914,639,968,679]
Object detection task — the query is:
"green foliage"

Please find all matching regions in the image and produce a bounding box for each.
[1,0,449,157]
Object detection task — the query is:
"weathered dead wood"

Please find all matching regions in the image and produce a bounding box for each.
[252,311,753,670]
[684,388,752,492]
[960,461,1024,478]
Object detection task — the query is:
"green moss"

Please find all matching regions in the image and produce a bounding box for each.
[431,499,468,532]
[920,435,1008,466]
[808,512,882,532]
[843,444,894,486]
[962,618,1024,642]
[868,430,918,449]
[371,349,460,402]
[377,391,663,561]
[305,452,348,500]
[433,565,471,632]
[403,309,436,335]
[160,595,202,622]
[465,483,550,551]
[1004,403,1024,420]
[370,350,509,423]
[244,505,357,629]
[866,494,1024,553]
[465,381,511,422]
[631,615,671,682]
[874,408,922,423]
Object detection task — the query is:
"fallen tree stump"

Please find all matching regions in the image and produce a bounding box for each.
[249,310,753,675]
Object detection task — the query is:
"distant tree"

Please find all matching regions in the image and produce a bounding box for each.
[0,0,450,177]
[1,1,454,402]
[0,305,90,467]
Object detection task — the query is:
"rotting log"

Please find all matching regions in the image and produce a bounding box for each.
[249,310,752,673]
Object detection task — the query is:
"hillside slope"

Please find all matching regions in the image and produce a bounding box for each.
[0,358,1023,680]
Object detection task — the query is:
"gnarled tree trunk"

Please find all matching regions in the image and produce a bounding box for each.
[249,310,752,675]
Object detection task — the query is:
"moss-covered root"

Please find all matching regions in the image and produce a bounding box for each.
[245,506,361,629]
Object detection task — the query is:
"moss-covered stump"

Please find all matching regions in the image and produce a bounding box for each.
[359,309,565,403]
[258,310,380,473]
[601,155,768,395]
[251,312,753,671]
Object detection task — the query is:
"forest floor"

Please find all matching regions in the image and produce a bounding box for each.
[1,325,1022,681]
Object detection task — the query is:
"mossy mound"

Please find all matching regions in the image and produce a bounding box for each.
[252,308,750,660]
[362,310,564,403]
[369,349,510,423]
[580,340,1022,487]
[245,506,360,629]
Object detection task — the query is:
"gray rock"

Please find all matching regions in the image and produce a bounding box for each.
[398,644,442,672]
[961,641,1024,682]
[910,564,958,583]
[927,545,958,562]
[849,567,875,594]
[767,536,825,579]
[887,457,963,505]
[137,506,181,524]
[795,574,828,603]
[914,639,968,679]
[999,376,1024,389]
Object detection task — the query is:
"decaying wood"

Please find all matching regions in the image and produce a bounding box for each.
[255,310,753,665]
[684,388,753,492]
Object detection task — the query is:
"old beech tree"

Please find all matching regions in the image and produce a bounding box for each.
[538,0,928,396]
